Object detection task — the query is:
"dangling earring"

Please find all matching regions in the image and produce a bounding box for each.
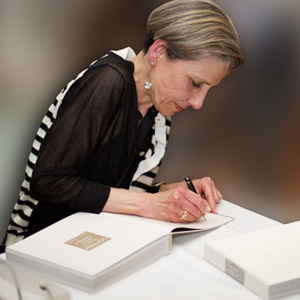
[144,60,154,89]
[144,81,152,90]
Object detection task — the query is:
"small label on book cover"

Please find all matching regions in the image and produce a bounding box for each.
[65,231,111,251]
[225,258,244,284]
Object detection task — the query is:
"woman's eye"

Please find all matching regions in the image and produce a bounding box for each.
[192,81,200,88]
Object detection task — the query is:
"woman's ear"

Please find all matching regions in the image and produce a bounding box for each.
[147,39,168,66]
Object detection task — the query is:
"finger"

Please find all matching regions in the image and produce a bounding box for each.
[212,186,220,206]
[208,180,223,209]
[177,208,198,223]
[183,189,210,217]
[180,199,203,220]
[216,189,223,203]
[173,187,206,221]
[201,180,217,213]
[174,187,213,222]
[212,190,220,213]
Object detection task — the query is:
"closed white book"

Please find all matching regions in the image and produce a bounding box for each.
[6,211,233,292]
[204,221,300,300]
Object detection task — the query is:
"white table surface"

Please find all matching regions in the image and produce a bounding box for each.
[2,200,300,300]
[65,200,300,300]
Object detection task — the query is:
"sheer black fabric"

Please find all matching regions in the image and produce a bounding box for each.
[26,53,156,235]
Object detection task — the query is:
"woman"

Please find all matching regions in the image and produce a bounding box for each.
[1,0,243,251]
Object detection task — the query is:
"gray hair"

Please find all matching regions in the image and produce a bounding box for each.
[144,0,244,70]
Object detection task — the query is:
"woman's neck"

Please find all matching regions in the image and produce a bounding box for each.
[132,51,154,117]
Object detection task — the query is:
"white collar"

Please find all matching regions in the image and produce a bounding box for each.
[111,47,136,61]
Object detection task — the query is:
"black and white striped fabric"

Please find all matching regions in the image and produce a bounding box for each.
[4,47,171,247]
[130,112,171,192]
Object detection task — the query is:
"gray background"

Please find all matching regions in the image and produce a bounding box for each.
[1,0,299,243]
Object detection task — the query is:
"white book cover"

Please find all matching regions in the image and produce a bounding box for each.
[204,221,300,300]
[6,211,233,292]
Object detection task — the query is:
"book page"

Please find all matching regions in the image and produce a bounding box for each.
[101,211,234,234]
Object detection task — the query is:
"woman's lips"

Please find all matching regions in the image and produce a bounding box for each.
[175,103,184,112]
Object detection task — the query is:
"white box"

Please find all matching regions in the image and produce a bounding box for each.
[204,221,300,300]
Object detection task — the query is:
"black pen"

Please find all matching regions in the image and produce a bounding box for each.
[185,177,197,193]
[185,177,207,220]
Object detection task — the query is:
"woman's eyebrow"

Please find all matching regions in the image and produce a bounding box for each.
[193,76,211,85]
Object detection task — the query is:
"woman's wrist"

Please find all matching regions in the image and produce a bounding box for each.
[103,187,154,217]
[158,180,186,192]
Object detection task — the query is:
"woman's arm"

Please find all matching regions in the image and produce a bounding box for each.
[103,177,222,223]
[30,65,126,213]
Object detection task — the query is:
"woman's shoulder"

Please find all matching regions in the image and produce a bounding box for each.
[87,50,135,82]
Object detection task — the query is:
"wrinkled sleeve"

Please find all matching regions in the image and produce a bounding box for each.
[30,65,125,213]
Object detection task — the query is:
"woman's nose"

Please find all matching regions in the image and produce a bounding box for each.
[188,94,205,110]
[188,88,209,110]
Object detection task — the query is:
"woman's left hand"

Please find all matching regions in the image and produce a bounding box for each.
[189,177,222,213]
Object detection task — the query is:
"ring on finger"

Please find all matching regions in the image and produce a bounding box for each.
[180,210,188,220]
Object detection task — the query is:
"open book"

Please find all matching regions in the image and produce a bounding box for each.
[6,211,233,292]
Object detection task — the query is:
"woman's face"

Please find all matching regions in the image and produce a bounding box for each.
[149,53,230,117]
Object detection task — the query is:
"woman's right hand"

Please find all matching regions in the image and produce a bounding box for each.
[103,185,212,223]
[143,187,210,223]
